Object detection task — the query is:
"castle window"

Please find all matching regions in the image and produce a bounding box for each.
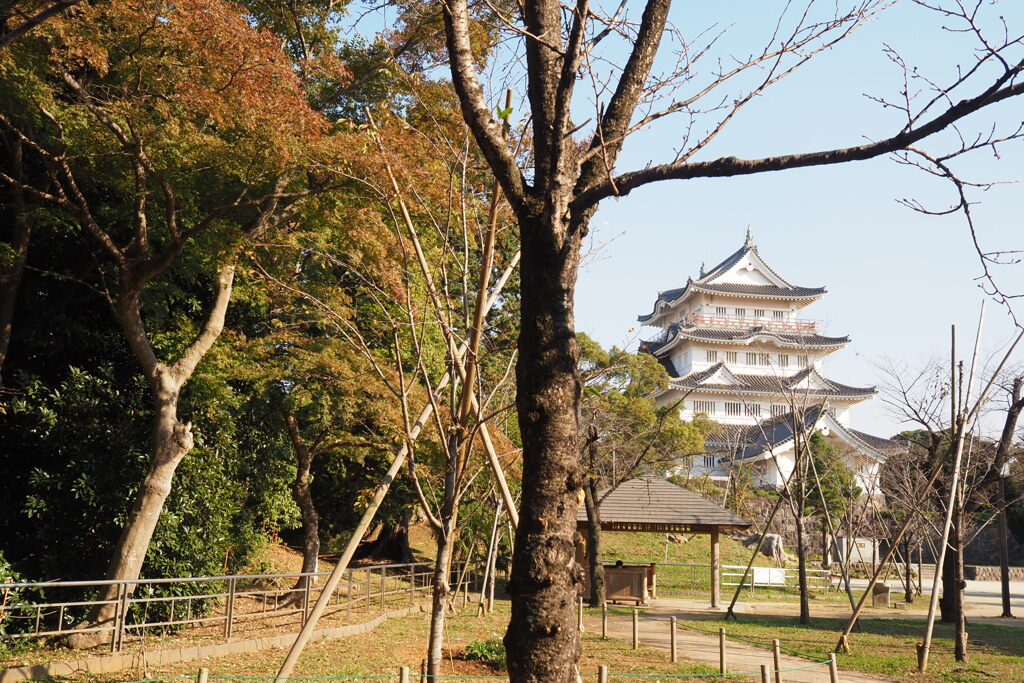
[773,311,785,319]
[725,351,737,364]
[745,403,762,416]
[734,308,746,317]
[716,306,727,315]
[745,352,758,365]
[778,354,789,368]
[759,353,771,365]
[754,309,766,318]
[724,402,743,416]
[693,400,716,415]
[771,404,788,417]
[798,355,810,367]
[702,456,717,468]
[706,349,718,363]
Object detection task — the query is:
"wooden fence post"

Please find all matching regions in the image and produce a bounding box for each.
[409,565,415,604]
[365,568,372,607]
[760,663,769,683]
[380,567,387,611]
[631,608,639,649]
[772,639,781,683]
[829,652,840,683]
[719,627,727,674]
[578,597,584,632]
[196,667,209,683]
[399,665,409,683]
[347,570,353,618]
[601,602,608,639]
[670,616,677,663]
[597,665,608,683]
[301,578,312,627]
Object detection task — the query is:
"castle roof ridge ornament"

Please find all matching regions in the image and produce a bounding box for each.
[744,226,754,247]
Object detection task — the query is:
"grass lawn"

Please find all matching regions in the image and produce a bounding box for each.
[38,601,723,682]
[684,614,1024,683]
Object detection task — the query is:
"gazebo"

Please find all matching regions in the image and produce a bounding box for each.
[576,476,751,607]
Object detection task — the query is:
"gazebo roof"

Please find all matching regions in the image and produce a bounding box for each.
[577,477,750,533]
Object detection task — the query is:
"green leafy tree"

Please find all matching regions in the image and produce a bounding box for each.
[577,333,714,605]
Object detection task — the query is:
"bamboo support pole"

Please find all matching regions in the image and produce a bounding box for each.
[631,609,639,649]
[670,616,677,662]
[772,639,781,683]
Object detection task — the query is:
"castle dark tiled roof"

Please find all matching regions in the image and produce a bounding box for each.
[690,282,826,299]
[576,477,750,529]
[665,363,875,399]
[640,324,849,354]
[705,406,905,462]
[848,429,908,455]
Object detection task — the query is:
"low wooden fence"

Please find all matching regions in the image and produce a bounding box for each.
[0,561,477,653]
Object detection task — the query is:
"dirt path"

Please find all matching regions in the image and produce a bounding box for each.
[586,607,894,683]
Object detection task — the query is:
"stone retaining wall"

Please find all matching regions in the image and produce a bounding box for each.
[963,565,1024,581]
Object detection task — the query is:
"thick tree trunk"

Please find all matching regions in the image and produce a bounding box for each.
[427,432,463,677]
[583,480,604,607]
[66,379,192,647]
[284,411,320,592]
[953,516,968,662]
[795,508,809,624]
[355,515,414,564]
[0,134,31,384]
[66,265,234,648]
[504,214,583,683]
[938,513,968,660]
[904,540,914,604]
[998,477,1014,617]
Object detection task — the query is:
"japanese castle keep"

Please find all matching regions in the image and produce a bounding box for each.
[637,232,902,494]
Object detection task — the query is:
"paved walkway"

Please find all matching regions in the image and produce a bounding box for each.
[586,606,893,682]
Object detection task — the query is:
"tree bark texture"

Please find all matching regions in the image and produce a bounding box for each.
[66,264,235,648]
[998,477,1013,617]
[938,513,968,661]
[795,507,809,624]
[504,214,584,683]
[426,450,460,678]
[904,541,914,604]
[284,411,321,590]
[584,479,604,607]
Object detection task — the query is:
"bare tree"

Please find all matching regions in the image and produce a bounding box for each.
[435,1,1024,677]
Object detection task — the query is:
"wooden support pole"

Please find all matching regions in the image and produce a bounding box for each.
[578,597,584,632]
[597,665,608,683]
[829,652,840,683]
[196,668,209,683]
[760,664,769,683]
[399,665,409,683]
[719,627,727,674]
[632,609,639,649]
[711,527,721,608]
[670,616,677,663]
[602,602,608,639]
[772,639,781,683]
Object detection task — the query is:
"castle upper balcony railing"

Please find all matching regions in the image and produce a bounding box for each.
[682,310,820,334]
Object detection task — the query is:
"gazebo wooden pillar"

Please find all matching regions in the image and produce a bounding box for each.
[711,527,721,608]
[576,477,750,608]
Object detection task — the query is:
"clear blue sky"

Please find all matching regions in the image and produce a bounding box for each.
[574,1,1023,439]
[358,1,1024,438]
